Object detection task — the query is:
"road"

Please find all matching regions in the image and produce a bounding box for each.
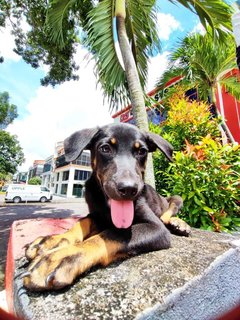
[0,197,89,291]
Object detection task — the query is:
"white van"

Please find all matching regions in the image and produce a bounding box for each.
[5,184,53,203]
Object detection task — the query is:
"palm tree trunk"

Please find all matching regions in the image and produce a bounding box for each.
[115,0,155,188]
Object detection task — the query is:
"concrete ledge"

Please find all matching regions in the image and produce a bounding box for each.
[137,247,240,320]
[8,220,240,320]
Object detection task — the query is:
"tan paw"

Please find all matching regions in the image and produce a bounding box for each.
[25,234,71,261]
[168,217,191,237]
[23,245,84,291]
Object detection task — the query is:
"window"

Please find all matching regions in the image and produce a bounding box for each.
[61,184,68,195]
[74,152,91,166]
[62,171,69,181]
[72,184,83,197]
[74,170,91,181]
[55,184,58,194]
[41,187,49,192]
[56,173,60,181]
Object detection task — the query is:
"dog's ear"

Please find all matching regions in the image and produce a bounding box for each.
[145,132,173,161]
[64,128,99,162]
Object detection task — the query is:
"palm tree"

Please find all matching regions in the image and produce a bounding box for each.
[47,0,233,186]
[157,30,240,102]
[157,29,240,142]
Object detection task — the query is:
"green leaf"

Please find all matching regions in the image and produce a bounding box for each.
[203,206,214,213]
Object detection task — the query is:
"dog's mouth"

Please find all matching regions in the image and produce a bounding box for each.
[109,199,134,229]
[103,178,143,229]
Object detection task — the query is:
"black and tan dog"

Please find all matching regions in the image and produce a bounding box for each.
[23,123,190,291]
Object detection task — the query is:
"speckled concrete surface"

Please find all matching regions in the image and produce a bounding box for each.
[14,229,239,320]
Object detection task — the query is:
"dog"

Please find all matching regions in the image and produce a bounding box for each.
[23,123,191,291]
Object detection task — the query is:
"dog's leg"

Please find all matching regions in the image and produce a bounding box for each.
[23,231,127,291]
[161,196,191,236]
[25,217,97,261]
[23,207,171,291]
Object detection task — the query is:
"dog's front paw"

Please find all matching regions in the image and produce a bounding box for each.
[25,234,71,261]
[23,245,84,291]
[168,217,191,237]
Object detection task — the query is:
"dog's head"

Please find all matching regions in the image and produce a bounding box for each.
[64,123,173,228]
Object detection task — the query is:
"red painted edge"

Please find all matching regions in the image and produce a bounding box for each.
[5,217,81,315]
[5,222,14,314]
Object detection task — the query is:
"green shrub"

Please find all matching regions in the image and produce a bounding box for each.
[151,93,240,231]
[159,94,220,150]
[28,176,42,185]
[161,137,240,232]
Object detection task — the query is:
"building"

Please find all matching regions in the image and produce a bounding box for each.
[41,155,54,190]
[112,75,183,125]
[215,69,240,143]
[12,171,28,184]
[41,141,92,198]
[28,160,45,180]
[112,73,240,143]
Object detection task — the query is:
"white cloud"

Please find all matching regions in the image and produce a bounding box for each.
[7,46,113,171]
[0,16,30,62]
[0,23,21,62]
[191,22,206,35]
[146,52,170,91]
[156,13,182,40]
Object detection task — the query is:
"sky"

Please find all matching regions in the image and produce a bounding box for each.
[0,0,235,171]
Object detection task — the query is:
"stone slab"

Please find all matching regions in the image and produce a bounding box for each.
[11,224,240,320]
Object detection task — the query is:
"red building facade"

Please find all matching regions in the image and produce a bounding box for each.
[112,72,240,143]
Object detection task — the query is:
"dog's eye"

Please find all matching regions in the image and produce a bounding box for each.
[137,147,148,157]
[99,144,112,154]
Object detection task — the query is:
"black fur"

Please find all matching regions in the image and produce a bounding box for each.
[64,123,183,254]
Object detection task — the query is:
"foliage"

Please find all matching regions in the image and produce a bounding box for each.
[157,28,240,103]
[0,0,80,86]
[150,92,221,190]
[0,91,24,175]
[164,137,240,232]
[0,172,12,183]
[159,91,221,150]
[0,130,24,175]
[151,92,240,231]
[0,0,234,107]
[83,0,160,109]
[0,92,18,129]
[28,176,42,185]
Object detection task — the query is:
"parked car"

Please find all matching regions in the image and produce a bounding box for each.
[5,184,52,203]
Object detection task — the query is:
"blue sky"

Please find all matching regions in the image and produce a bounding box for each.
[0,0,236,170]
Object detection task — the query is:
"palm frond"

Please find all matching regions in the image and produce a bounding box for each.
[46,0,79,47]
[156,66,187,88]
[220,76,240,101]
[85,0,129,111]
[126,0,160,87]
[169,0,233,40]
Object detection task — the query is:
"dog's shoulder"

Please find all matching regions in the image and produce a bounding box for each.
[137,184,169,217]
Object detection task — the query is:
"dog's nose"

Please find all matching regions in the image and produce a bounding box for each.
[117,182,138,198]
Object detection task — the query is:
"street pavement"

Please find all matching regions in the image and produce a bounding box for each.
[0,194,89,291]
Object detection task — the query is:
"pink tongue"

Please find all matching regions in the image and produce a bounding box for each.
[110,199,134,229]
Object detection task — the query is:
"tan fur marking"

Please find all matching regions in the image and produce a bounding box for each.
[82,234,126,266]
[92,157,97,168]
[134,141,140,148]
[161,203,178,224]
[111,137,117,144]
